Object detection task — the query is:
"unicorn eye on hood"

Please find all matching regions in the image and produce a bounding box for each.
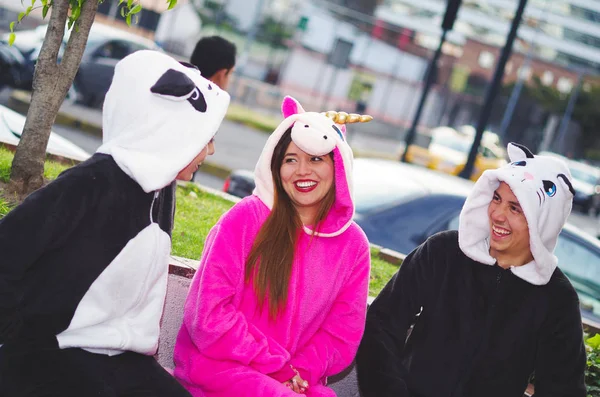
[97,50,230,193]
[252,96,371,238]
[458,142,575,286]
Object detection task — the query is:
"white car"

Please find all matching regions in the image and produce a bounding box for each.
[0,104,90,162]
[4,23,161,107]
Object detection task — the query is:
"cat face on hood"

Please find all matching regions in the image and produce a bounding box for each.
[488,181,534,266]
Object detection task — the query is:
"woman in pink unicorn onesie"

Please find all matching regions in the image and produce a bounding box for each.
[173,96,372,396]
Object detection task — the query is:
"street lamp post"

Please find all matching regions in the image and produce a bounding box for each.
[401,0,462,163]
[230,0,267,100]
[459,0,529,180]
[556,70,584,155]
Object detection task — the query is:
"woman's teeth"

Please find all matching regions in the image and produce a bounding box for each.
[296,181,316,188]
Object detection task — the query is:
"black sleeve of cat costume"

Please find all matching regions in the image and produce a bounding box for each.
[533,284,587,397]
[356,235,438,397]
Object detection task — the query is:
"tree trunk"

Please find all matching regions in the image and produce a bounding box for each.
[9,0,99,196]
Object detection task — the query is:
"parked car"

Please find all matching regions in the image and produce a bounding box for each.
[71,24,160,107]
[404,126,507,181]
[0,41,30,89]
[0,104,90,162]
[223,158,600,323]
[568,161,600,215]
[2,23,160,107]
[538,151,600,215]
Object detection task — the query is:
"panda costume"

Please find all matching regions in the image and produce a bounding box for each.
[0,51,229,396]
[357,143,587,397]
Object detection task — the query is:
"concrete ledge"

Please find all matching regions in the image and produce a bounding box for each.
[378,248,406,266]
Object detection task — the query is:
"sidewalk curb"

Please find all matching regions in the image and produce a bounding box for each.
[6,90,233,181]
[8,90,104,137]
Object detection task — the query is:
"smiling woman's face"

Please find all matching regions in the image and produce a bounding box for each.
[279,141,334,224]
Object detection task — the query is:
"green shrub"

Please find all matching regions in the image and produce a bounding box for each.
[587,333,600,396]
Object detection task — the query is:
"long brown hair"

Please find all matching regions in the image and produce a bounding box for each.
[245,128,336,318]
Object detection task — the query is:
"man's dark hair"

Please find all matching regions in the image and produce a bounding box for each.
[190,36,237,79]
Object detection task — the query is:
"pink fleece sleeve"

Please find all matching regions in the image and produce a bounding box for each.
[271,243,371,385]
[182,220,291,373]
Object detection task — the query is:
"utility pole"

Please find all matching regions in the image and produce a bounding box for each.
[230,0,266,99]
[401,0,462,162]
[499,0,550,140]
[459,0,528,179]
[556,70,584,155]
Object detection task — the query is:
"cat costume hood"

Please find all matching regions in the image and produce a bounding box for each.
[459,143,576,285]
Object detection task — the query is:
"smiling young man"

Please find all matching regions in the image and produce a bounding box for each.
[356,143,587,397]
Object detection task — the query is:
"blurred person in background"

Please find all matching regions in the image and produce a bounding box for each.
[190,35,236,91]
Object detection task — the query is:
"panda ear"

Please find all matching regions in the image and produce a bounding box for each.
[507,142,534,161]
[150,69,195,101]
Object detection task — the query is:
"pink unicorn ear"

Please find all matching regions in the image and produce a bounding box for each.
[339,124,347,136]
[281,96,305,118]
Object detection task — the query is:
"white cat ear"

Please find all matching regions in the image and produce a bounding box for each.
[557,174,576,197]
[507,142,534,162]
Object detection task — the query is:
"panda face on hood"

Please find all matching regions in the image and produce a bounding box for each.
[97,51,230,193]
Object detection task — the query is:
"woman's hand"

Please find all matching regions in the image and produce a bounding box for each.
[283,374,309,394]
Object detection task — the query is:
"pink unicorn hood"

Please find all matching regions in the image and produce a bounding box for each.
[253,96,355,237]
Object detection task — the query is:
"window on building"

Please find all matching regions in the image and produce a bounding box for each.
[564,28,600,50]
[478,51,495,69]
[570,4,600,23]
[517,65,532,80]
[505,61,513,74]
[557,77,574,94]
[541,70,554,86]
[555,52,600,72]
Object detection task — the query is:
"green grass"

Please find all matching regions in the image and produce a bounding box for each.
[0,146,12,183]
[171,183,235,259]
[0,196,11,218]
[0,148,400,296]
[226,103,280,134]
[370,247,400,296]
[0,145,73,182]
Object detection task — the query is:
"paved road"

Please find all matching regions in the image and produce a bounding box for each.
[2,88,598,238]
[38,122,226,191]
[47,117,600,238]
